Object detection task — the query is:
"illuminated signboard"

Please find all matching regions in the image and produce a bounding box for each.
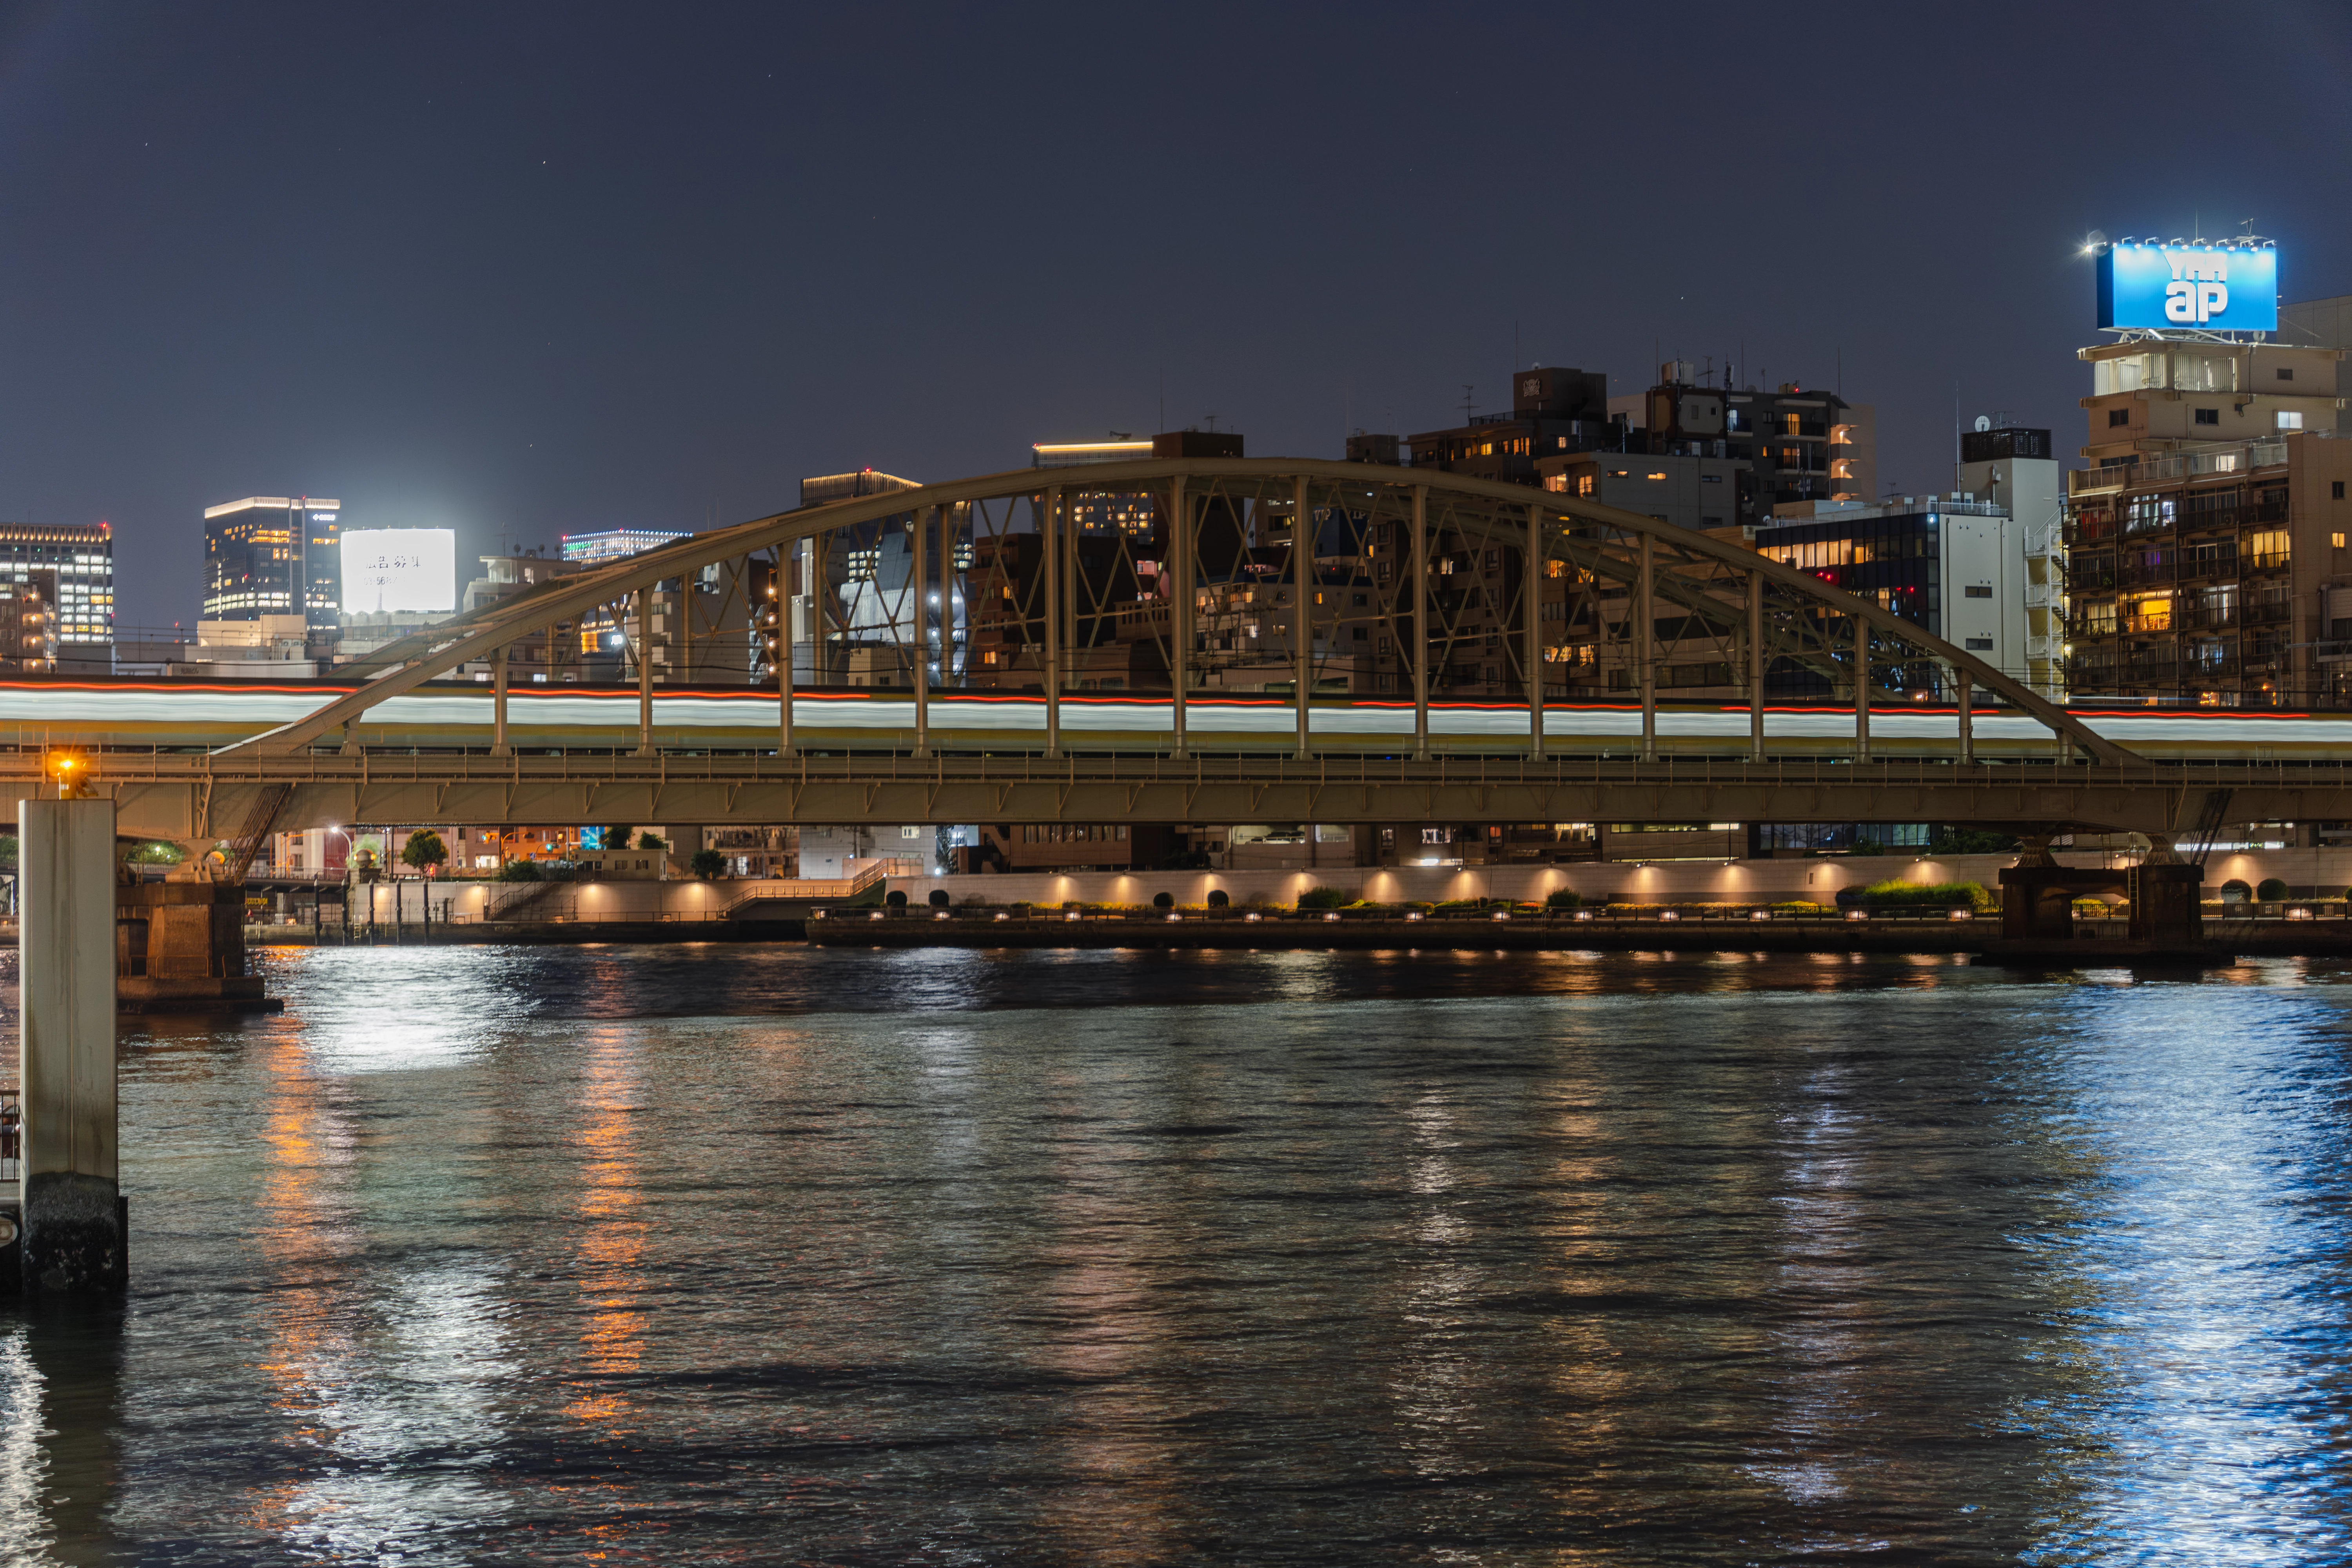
[340,528,457,613]
[2098,240,2278,332]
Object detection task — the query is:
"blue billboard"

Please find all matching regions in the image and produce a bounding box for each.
[2098,240,2278,332]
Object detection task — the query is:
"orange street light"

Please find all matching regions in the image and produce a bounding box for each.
[46,751,93,799]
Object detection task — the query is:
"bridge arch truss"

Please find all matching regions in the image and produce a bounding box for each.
[227,457,2136,769]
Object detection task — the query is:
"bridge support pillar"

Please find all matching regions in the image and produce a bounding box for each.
[18,799,124,1296]
[2000,862,2082,942]
[2128,862,2204,946]
[116,876,273,1013]
[490,648,510,757]
[1999,861,2129,943]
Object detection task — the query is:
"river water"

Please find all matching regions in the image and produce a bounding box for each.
[3,944,2350,1565]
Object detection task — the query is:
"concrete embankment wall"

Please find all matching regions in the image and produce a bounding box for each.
[893,846,2352,911]
[236,846,2352,947]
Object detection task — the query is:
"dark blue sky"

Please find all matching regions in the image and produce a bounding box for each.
[4,1,2348,630]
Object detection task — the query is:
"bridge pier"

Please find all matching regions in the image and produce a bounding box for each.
[117,872,276,1013]
[18,799,125,1296]
[1998,858,2128,942]
[2128,861,2204,945]
[1998,855,2203,952]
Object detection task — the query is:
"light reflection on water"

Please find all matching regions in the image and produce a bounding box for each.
[0,944,2345,1563]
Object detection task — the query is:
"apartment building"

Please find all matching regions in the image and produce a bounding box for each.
[2063,285,2352,707]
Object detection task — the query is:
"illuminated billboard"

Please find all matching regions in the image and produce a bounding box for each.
[2098,240,2278,332]
[340,528,457,613]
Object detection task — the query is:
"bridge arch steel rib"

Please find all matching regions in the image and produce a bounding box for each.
[219,458,2137,766]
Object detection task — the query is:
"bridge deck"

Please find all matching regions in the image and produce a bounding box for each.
[0,679,2345,761]
[4,748,2341,840]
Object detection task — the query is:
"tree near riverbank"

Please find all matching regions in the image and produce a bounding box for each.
[402,829,448,876]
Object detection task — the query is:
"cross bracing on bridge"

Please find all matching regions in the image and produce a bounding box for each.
[203,457,2140,768]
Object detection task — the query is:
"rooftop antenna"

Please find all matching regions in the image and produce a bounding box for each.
[1158,366,1165,433]
[1203,412,1219,432]
[1460,384,1475,422]
[1952,379,1962,490]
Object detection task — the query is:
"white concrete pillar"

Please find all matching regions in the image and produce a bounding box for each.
[18,799,123,1294]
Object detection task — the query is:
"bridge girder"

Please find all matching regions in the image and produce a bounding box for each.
[13,754,2328,843]
[215,457,2138,767]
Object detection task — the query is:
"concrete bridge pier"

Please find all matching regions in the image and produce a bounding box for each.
[18,799,125,1296]
[2128,861,2205,945]
[115,871,273,1013]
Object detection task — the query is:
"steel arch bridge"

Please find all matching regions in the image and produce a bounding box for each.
[8,457,2349,844]
[237,456,2118,762]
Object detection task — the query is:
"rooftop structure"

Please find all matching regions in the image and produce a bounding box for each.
[560,528,690,566]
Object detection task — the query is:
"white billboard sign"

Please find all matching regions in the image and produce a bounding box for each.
[341,528,457,613]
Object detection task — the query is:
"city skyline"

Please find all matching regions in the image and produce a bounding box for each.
[2,3,2348,630]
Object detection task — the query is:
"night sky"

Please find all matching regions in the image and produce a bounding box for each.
[4,2,2348,633]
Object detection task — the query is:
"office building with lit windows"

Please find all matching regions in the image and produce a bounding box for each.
[1751,496,2027,697]
[1030,439,1169,544]
[202,496,341,630]
[0,522,113,673]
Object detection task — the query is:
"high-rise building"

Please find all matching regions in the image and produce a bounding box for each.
[0,522,113,673]
[560,528,690,566]
[2063,244,2352,708]
[202,497,340,630]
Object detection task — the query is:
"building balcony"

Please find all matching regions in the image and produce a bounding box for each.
[2063,557,2116,593]
[2177,553,2239,584]
[2243,598,2293,627]
[2064,515,2118,546]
